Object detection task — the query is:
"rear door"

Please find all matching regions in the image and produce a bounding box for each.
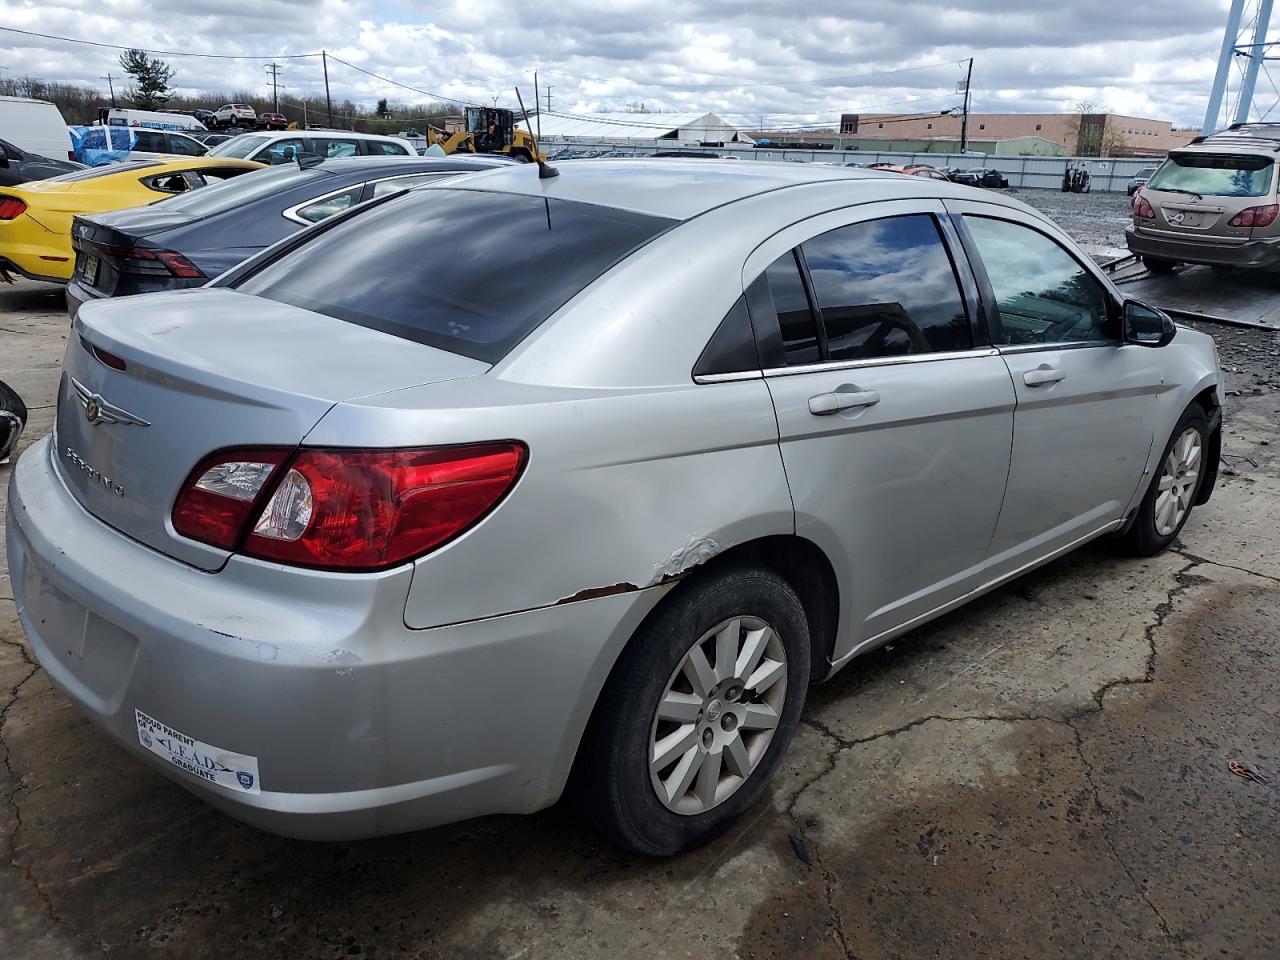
[947,200,1162,565]
[753,200,1016,657]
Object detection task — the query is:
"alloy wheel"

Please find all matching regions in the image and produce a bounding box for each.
[648,616,788,815]
[1154,426,1202,536]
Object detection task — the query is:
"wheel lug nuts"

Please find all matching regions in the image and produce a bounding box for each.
[721,713,738,731]
[702,728,714,748]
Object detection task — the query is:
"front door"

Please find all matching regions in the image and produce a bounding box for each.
[748,201,1016,661]
[947,201,1163,565]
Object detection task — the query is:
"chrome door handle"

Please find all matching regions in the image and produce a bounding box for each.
[808,390,881,416]
[1023,366,1066,387]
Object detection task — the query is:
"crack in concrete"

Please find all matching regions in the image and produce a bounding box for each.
[1171,548,1280,585]
[783,557,1210,952]
[1064,719,1178,947]
[0,639,109,958]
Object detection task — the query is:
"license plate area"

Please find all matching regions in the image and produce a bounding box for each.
[82,254,99,287]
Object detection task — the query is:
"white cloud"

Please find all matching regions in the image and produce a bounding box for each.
[0,0,1246,127]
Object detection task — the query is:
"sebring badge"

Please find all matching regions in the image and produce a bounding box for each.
[70,377,150,427]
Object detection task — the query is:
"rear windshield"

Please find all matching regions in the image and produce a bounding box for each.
[1148,153,1274,198]
[150,164,327,217]
[208,135,270,159]
[235,189,675,362]
[45,161,162,184]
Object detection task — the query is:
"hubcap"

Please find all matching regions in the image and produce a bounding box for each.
[1154,427,1202,537]
[648,616,787,815]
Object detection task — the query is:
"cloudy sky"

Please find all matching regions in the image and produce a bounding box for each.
[0,0,1260,128]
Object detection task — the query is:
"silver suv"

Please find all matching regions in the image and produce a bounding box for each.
[1127,122,1280,274]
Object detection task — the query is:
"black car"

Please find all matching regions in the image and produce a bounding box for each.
[189,132,235,147]
[192,109,217,128]
[949,168,1008,188]
[0,137,84,188]
[65,155,508,319]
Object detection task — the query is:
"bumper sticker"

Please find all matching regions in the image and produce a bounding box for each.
[135,709,261,795]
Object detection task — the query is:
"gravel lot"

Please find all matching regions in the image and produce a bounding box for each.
[2,194,1280,960]
[1016,187,1133,252]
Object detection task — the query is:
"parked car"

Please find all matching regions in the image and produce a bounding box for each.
[189,132,235,147]
[256,112,289,131]
[192,109,217,129]
[213,103,257,128]
[0,157,262,283]
[7,162,1221,856]
[1127,122,1280,274]
[902,165,950,181]
[1127,166,1158,196]
[208,130,415,164]
[66,155,509,317]
[0,136,83,188]
[0,95,73,161]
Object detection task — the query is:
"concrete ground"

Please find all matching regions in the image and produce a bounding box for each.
[2,274,1279,960]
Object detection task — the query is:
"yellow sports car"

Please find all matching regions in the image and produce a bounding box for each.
[0,157,263,283]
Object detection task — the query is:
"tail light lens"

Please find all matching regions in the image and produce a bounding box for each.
[1131,193,1154,219]
[0,197,27,220]
[173,443,526,571]
[1228,204,1280,229]
[100,243,205,279]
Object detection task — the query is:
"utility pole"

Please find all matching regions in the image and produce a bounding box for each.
[265,62,281,114]
[545,85,552,113]
[1235,0,1275,124]
[322,50,334,129]
[101,73,117,107]
[959,57,974,153]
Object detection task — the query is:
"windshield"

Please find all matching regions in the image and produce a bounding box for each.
[1147,153,1274,198]
[235,189,675,363]
[149,164,328,218]
[208,135,270,159]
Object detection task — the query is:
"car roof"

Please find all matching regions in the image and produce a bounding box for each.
[245,130,407,142]
[451,158,932,220]
[299,155,510,175]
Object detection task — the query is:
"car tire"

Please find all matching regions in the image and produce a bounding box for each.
[575,564,811,856]
[1143,256,1177,274]
[1118,404,1209,557]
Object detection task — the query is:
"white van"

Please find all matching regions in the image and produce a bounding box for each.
[100,108,207,132]
[0,96,73,160]
[207,130,414,164]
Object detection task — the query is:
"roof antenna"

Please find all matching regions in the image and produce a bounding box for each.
[516,86,558,180]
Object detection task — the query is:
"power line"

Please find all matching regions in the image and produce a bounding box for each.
[325,53,503,109]
[0,25,321,60]
[549,58,970,90]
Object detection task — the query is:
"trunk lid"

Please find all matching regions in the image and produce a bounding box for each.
[58,288,489,570]
[70,212,200,296]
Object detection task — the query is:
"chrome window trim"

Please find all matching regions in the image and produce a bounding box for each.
[283,173,456,225]
[693,369,764,385]
[761,346,999,379]
[997,339,1122,355]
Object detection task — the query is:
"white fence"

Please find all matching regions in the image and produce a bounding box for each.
[545,140,1159,193]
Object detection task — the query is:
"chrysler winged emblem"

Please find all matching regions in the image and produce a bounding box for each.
[70,378,150,427]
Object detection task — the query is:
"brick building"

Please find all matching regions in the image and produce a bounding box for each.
[837,112,1196,156]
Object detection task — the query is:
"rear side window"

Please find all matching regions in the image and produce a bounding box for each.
[801,215,971,360]
[209,135,269,159]
[235,190,675,363]
[367,141,410,156]
[765,251,821,365]
[1147,153,1274,198]
[293,187,363,223]
[321,139,359,158]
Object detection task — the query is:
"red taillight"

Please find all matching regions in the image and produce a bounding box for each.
[172,443,526,571]
[101,243,205,279]
[0,197,27,220]
[173,449,291,549]
[1131,192,1154,219]
[1228,204,1280,228]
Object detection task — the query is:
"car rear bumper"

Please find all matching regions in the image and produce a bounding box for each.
[1125,227,1280,269]
[64,278,104,320]
[7,435,665,840]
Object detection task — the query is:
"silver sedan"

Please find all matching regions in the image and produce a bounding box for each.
[6,160,1222,854]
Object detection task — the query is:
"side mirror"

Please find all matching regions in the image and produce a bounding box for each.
[1124,299,1176,348]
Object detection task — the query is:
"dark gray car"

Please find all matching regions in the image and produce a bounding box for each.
[0,137,83,188]
[65,155,507,318]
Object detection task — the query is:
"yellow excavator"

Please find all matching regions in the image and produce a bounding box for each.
[425,107,544,163]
